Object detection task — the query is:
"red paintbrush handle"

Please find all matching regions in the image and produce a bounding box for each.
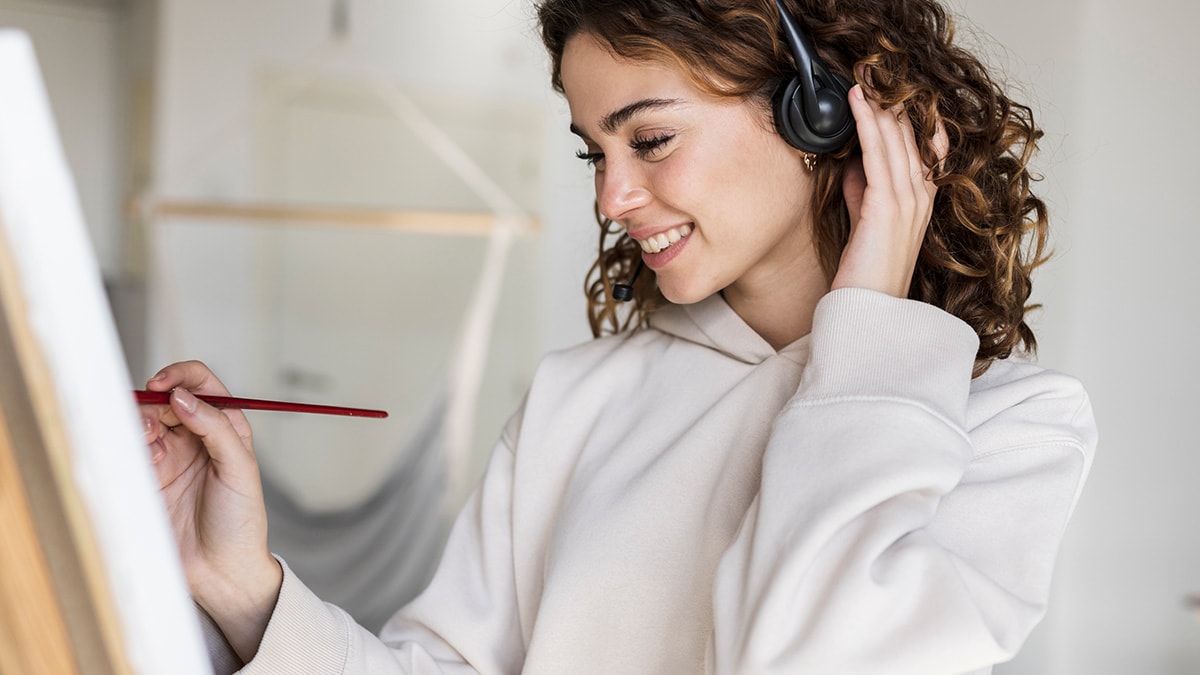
[133,390,388,419]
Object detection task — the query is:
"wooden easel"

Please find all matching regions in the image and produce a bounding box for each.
[0,218,128,674]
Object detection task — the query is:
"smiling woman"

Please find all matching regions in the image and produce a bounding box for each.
[548,0,1050,379]
[145,1,1096,673]
[562,32,825,345]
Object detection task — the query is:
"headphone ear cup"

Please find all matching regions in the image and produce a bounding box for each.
[811,86,851,136]
[773,74,855,154]
[772,76,806,149]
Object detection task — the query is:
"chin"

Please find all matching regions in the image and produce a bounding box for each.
[657,278,720,306]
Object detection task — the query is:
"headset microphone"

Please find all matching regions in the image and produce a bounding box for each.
[612,261,645,302]
[772,0,855,153]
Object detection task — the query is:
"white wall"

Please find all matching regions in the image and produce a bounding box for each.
[0,0,127,277]
[148,0,596,363]
[145,0,595,509]
[957,1,1200,672]
[146,0,589,362]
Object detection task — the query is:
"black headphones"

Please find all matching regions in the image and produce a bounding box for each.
[772,0,856,153]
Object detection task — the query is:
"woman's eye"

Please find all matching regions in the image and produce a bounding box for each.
[631,133,674,160]
[575,149,605,168]
[575,133,673,169]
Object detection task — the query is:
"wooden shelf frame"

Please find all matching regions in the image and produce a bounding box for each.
[134,197,540,236]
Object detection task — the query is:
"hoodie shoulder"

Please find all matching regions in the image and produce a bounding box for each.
[966,359,1097,464]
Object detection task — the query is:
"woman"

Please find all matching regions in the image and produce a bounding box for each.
[143,0,1096,672]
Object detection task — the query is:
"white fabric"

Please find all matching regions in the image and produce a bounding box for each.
[218,288,1096,674]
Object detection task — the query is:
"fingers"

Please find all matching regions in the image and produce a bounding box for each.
[835,84,945,297]
[142,415,169,463]
[167,388,255,472]
[932,116,950,172]
[144,361,253,444]
[146,360,233,396]
[848,85,891,203]
[896,105,929,187]
[849,86,934,211]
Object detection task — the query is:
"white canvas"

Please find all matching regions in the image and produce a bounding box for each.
[0,29,210,674]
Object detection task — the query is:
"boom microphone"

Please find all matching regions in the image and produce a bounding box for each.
[612,261,645,302]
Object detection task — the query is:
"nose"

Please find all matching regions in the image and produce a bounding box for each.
[595,160,651,222]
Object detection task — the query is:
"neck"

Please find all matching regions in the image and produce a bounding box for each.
[721,263,830,352]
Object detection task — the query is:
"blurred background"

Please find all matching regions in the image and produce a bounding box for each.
[0,0,1195,671]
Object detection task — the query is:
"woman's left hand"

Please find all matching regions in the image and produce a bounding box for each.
[832,84,949,298]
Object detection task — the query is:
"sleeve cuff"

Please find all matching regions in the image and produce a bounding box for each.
[240,556,351,674]
[798,288,980,425]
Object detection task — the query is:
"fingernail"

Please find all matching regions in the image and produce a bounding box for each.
[853,85,865,101]
[142,417,155,438]
[172,388,197,414]
[151,446,166,463]
[149,371,166,382]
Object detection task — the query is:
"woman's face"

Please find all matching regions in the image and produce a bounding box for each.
[561,33,823,307]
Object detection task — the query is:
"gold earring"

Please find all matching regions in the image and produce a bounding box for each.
[803,153,818,172]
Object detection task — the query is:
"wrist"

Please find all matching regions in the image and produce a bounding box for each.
[195,554,283,664]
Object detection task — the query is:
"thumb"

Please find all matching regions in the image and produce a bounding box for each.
[842,154,866,229]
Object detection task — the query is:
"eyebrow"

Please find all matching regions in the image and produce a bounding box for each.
[569,98,684,139]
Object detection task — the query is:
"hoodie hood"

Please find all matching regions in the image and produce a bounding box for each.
[648,294,811,366]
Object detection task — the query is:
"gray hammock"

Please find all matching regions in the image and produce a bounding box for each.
[259,395,450,633]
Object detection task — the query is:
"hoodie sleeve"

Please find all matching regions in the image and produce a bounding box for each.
[709,288,1096,674]
[233,417,526,675]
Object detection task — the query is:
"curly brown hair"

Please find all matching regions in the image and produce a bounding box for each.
[536,0,1049,376]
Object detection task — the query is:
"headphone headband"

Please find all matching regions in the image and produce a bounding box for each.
[772,0,856,153]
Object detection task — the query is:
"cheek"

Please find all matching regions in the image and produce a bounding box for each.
[734,127,805,185]
[694,124,798,207]
[733,138,814,225]
[652,140,741,214]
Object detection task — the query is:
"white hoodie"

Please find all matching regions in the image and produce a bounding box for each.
[223,288,1096,674]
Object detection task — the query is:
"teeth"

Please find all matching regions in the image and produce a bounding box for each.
[638,224,693,253]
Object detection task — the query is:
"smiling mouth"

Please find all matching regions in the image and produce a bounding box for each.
[636,224,693,254]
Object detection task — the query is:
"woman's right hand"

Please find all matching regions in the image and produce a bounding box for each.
[141,360,282,663]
